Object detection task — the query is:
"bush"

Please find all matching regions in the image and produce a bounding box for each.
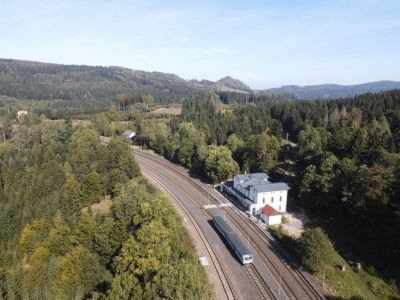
[297,227,335,274]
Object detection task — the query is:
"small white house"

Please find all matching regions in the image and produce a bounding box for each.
[232,173,289,216]
[122,130,136,140]
[260,204,282,225]
[17,110,28,118]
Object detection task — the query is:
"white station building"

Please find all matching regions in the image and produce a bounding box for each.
[224,173,290,225]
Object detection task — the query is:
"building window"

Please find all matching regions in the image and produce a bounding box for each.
[279,205,281,211]
[280,196,282,202]
[271,197,274,203]
[263,198,265,204]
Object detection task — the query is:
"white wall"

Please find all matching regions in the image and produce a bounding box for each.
[256,190,287,212]
[233,176,288,215]
[261,214,282,225]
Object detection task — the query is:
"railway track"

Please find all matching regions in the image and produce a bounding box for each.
[139,158,275,300]
[211,188,322,299]
[137,155,288,299]
[140,168,236,300]
[226,209,302,299]
[134,149,324,300]
[204,186,320,299]
[245,264,276,300]
[137,155,282,299]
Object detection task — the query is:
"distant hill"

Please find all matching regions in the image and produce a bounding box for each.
[0,58,250,104]
[264,81,400,100]
[216,76,251,92]
[0,58,399,105]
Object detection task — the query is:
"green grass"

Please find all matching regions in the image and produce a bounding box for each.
[269,226,400,299]
[216,84,249,93]
[317,252,381,299]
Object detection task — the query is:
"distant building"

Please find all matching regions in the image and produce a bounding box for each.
[17,110,28,118]
[223,173,289,224]
[122,130,136,140]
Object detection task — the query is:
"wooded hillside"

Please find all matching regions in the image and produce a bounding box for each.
[131,89,400,298]
[0,118,212,299]
[0,59,251,106]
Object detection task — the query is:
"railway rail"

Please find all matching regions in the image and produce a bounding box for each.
[245,264,276,300]
[139,158,273,299]
[211,188,321,299]
[140,168,236,300]
[134,149,325,300]
[137,154,285,299]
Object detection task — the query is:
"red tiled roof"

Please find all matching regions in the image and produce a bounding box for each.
[261,204,280,216]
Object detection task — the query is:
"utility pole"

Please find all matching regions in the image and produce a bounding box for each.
[322,266,327,288]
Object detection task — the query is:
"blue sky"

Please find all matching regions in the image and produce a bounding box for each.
[1,0,399,88]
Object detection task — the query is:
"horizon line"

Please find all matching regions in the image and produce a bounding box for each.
[1,56,399,90]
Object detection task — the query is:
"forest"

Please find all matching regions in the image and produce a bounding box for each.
[0,115,212,299]
[0,59,253,110]
[1,83,400,299]
[129,90,400,298]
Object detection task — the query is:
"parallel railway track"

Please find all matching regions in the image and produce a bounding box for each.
[139,158,273,299]
[140,168,236,300]
[245,264,276,300]
[134,149,324,300]
[137,156,281,299]
[209,188,321,299]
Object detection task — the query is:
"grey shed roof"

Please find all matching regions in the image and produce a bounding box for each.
[122,130,135,138]
[236,173,269,181]
[234,173,289,193]
[236,173,270,188]
[253,182,290,193]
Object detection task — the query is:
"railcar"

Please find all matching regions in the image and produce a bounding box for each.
[213,215,253,264]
